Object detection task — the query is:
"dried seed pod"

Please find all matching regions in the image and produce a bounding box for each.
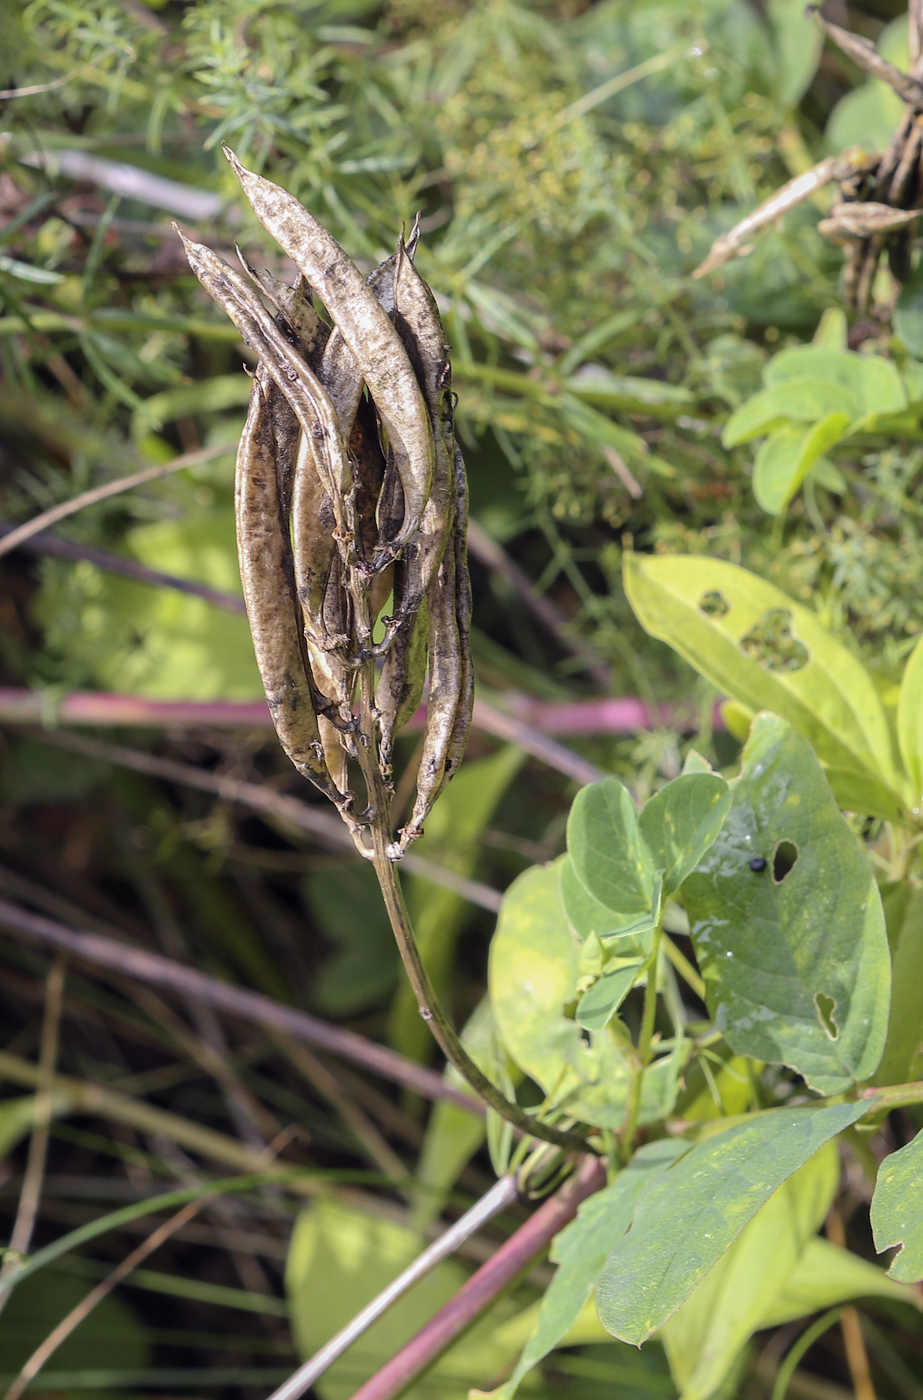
[440,444,475,790]
[399,445,473,848]
[223,149,435,555]
[238,252,330,362]
[292,430,338,649]
[235,371,348,808]
[400,516,463,847]
[376,572,429,777]
[177,232,352,514]
[317,251,400,440]
[380,235,455,602]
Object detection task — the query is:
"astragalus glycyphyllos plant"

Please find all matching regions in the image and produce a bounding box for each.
[178,150,584,1155]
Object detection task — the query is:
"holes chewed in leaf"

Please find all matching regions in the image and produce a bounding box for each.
[739,608,809,673]
[699,589,730,618]
[815,991,839,1040]
[772,840,798,883]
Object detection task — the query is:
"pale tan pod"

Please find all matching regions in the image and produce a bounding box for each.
[376,567,429,777]
[177,232,352,513]
[316,253,398,439]
[381,236,455,608]
[435,444,474,794]
[222,150,434,551]
[235,373,345,804]
[292,429,336,648]
[401,531,462,847]
[237,252,330,361]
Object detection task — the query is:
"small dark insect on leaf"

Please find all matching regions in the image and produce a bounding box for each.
[749,857,768,873]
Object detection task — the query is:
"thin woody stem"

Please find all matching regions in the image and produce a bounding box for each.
[352,638,592,1155]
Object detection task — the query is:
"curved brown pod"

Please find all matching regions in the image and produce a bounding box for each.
[400,522,462,847]
[377,574,429,778]
[437,445,475,793]
[235,373,346,806]
[383,236,455,607]
[223,150,434,553]
[177,232,352,515]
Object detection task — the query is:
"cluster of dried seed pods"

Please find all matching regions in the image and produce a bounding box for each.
[696,5,923,316]
[177,149,473,859]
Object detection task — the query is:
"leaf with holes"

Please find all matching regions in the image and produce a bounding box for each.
[623,552,907,819]
[871,1131,923,1282]
[596,1101,868,1346]
[683,713,890,1095]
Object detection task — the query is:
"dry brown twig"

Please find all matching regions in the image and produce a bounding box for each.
[695,6,923,315]
[178,151,592,1155]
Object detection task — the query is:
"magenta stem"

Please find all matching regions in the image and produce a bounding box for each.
[0,687,724,735]
[347,1154,607,1400]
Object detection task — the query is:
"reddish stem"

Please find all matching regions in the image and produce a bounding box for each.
[347,1154,607,1400]
[0,687,724,736]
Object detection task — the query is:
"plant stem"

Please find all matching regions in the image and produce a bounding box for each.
[347,1154,607,1400]
[353,651,591,1155]
[620,915,665,1156]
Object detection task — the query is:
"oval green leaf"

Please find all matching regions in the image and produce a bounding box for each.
[595,1100,868,1346]
[871,1131,923,1282]
[752,412,850,516]
[723,378,858,446]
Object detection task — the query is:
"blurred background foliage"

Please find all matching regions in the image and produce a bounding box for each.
[3,0,923,1396]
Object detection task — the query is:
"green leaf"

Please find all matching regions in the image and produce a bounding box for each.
[477,1141,689,1399]
[623,552,907,819]
[595,1100,868,1346]
[752,413,851,516]
[560,855,655,952]
[758,1237,914,1327]
[762,346,907,416]
[576,958,646,1031]
[661,1141,839,1400]
[766,0,823,104]
[684,713,891,1095]
[566,779,655,921]
[35,506,262,703]
[898,633,923,807]
[285,1198,523,1399]
[871,1132,923,1282]
[638,772,732,897]
[489,862,675,1128]
[722,379,858,446]
[874,888,923,1088]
